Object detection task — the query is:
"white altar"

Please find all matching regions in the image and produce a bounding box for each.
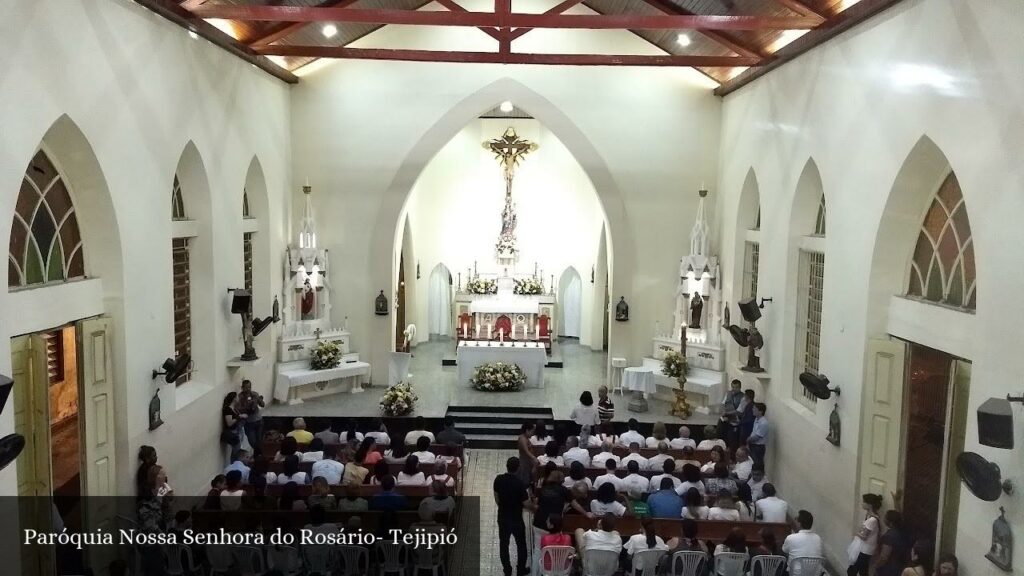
[454,271,556,342]
[456,340,546,388]
[274,358,372,404]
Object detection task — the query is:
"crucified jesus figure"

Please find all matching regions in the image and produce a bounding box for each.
[484,127,539,199]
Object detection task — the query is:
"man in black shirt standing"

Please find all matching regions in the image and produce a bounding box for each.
[493,457,531,576]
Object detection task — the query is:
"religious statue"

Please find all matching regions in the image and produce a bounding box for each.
[987,507,1013,572]
[148,389,163,431]
[689,293,704,329]
[375,290,389,315]
[615,297,629,321]
[826,404,841,446]
[300,278,316,320]
[484,128,538,262]
[500,199,517,238]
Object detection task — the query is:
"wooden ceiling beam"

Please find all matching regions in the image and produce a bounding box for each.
[639,0,768,59]
[255,44,762,66]
[772,0,829,21]
[188,5,822,30]
[433,0,504,41]
[245,0,361,48]
[508,0,586,41]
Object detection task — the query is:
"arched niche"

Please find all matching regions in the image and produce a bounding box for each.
[427,263,453,338]
[242,156,274,356]
[558,266,583,339]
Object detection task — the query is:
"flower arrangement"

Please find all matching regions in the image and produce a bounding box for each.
[466,277,497,294]
[513,276,544,295]
[380,381,418,416]
[661,350,688,379]
[310,340,342,370]
[495,236,518,256]
[471,361,526,392]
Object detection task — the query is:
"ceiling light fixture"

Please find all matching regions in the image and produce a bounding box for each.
[322,24,338,39]
[676,33,691,47]
[500,101,514,113]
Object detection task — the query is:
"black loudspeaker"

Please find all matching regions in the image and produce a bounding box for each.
[738,298,762,323]
[978,397,1014,449]
[231,290,252,314]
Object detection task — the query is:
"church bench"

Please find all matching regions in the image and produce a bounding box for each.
[261,461,461,478]
[530,445,712,464]
[547,466,718,484]
[561,516,790,546]
[243,484,435,499]
[259,441,465,460]
[191,509,431,533]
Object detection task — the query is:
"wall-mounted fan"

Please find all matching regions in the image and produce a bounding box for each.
[0,374,26,472]
[152,354,192,383]
[799,372,841,400]
[956,451,1013,501]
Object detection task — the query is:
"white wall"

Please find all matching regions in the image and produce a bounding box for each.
[0,0,291,509]
[716,1,1024,573]
[291,8,722,379]
[403,118,605,347]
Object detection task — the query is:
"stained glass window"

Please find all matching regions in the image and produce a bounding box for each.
[908,172,976,310]
[8,150,85,289]
[814,194,826,236]
[172,176,186,220]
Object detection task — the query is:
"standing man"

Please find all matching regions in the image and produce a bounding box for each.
[717,379,745,447]
[747,402,769,469]
[738,389,756,445]
[597,385,615,424]
[494,457,531,576]
[237,380,265,456]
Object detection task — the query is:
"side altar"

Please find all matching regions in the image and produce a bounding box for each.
[453,271,556,353]
[273,183,370,404]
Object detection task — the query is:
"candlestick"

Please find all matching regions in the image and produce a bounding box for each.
[550,275,554,294]
[681,322,688,356]
[305,176,310,187]
[474,261,477,275]
[457,272,461,291]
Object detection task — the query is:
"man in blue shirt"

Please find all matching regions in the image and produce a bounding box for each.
[370,476,408,511]
[747,402,769,469]
[224,450,252,483]
[646,478,684,518]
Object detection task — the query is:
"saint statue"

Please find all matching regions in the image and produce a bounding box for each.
[689,293,704,329]
[500,201,517,238]
[987,507,1013,572]
[615,297,629,321]
[826,404,841,446]
[375,290,389,316]
[300,278,316,320]
[148,390,163,431]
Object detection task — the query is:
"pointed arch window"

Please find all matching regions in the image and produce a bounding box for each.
[814,194,826,236]
[171,176,187,220]
[9,150,85,288]
[908,172,976,310]
[242,189,252,219]
[171,174,192,384]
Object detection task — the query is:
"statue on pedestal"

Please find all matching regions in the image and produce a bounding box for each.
[689,293,704,329]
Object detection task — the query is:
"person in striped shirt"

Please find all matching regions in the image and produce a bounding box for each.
[597,385,615,423]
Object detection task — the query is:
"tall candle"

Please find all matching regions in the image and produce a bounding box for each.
[681,322,688,355]
[487,324,492,339]
[535,320,539,337]
[500,328,504,343]
[462,323,467,338]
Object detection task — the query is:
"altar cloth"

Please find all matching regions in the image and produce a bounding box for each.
[456,341,546,388]
[274,360,372,403]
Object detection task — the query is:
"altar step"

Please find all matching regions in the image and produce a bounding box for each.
[446,405,554,449]
[441,340,563,368]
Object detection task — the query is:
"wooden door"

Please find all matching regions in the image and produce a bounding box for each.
[939,360,970,554]
[859,338,906,509]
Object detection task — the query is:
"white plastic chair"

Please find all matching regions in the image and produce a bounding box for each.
[540,545,576,576]
[715,552,749,576]
[337,545,370,576]
[411,540,446,576]
[631,548,667,576]
[162,543,201,576]
[114,515,142,575]
[583,549,620,576]
[302,544,335,576]
[750,555,787,576]
[376,541,409,576]
[233,545,268,576]
[206,543,235,576]
[671,550,708,576]
[790,556,826,576]
[267,545,302,576]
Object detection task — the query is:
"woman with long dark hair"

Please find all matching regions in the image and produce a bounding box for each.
[848,493,882,576]
[562,460,593,490]
[369,460,391,485]
[714,528,749,574]
[901,540,933,576]
[570,391,601,427]
[341,420,363,443]
[135,446,157,500]
[626,517,669,572]
[397,454,426,485]
[517,421,538,484]
[221,392,242,458]
[532,420,551,446]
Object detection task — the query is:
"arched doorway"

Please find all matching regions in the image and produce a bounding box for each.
[558,267,583,339]
[428,263,453,338]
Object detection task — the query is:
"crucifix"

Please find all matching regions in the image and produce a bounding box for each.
[485,128,539,262]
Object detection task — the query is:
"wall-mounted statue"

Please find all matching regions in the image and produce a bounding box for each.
[375,290,390,316]
[689,293,704,329]
[827,404,841,446]
[615,297,629,321]
[987,506,1013,572]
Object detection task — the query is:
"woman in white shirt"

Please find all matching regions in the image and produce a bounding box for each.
[340,421,364,444]
[670,425,697,450]
[714,529,750,575]
[681,488,710,520]
[625,519,669,572]
[530,421,552,446]
[596,422,618,447]
[300,438,325,463]
[411,436,437,465]
[396,455,428,486]
[677,464,706,497]
[537,441,565,467]
[735,483,754,521]
[429,461,456,489]
[570,391,602,427]
[365,418,391,447]
[220,470,245,511]
[563,461,594,490]
[696,425,728,451]
[848,493,882,576]
[707,491,741,521]
[701,446,727,474]
[590,483,627,517]
[645,421,669,449]
[275,455,309,485]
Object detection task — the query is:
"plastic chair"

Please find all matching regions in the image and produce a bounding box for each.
[206,543,235,576]
[162,543,201,576]
[337,545,370,576]
[114,515,142,575]
[631,549,667,576]
[790,556,826,576]
[267,545,302,576]
[540,545,576,576]
[671,550,708,576]
[583,549,620,576]
[411,540,446,576]
[302,544,335,576]
[750,555,787,576]
[376,541,409,576]
[233,545,268,576]
[715,552,749,576]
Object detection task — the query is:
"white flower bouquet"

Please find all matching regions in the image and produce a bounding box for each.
[310,340,342,370]
[513,276,544,295]
[466,278,497,294]
[661,350,688,379]
[471,361,526,392]
[380,381,418,416]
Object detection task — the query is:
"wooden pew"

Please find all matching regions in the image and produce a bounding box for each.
[245,484,435,499]
[260,441,464,460]
[530,445,712,464]
[262,461,460,478]
[548,466,712,484]
[561,516,790,546]
[191,509,427,533]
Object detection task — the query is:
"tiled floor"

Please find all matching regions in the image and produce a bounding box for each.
[264,338,711,424]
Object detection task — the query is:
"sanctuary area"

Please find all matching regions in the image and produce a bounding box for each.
[1,1,1021,576]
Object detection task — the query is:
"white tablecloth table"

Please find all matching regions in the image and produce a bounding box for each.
[456,341,546,388]
[622,366,656,394]
[274,360,372,404]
